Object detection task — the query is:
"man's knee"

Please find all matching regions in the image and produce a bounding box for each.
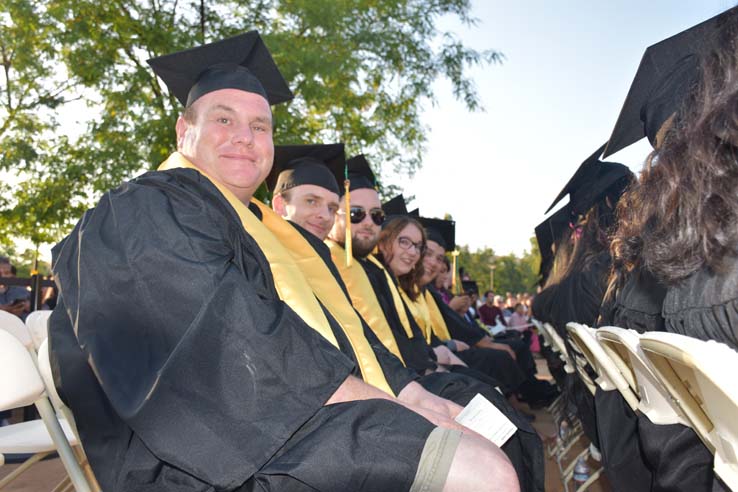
[444,434,520,492]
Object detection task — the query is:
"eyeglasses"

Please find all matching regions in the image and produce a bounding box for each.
[397,236,426,255]
[340,206,385,226]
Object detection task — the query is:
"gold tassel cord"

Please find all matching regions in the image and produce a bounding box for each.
[344,179,352,267]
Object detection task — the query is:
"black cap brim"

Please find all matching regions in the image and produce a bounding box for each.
[343,154,377,194]
[545,143,607,214]
[267,143,346,195]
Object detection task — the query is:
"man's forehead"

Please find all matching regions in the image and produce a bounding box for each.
[349,188,381,208]
[193,88,271,114]
[289,184,339,203]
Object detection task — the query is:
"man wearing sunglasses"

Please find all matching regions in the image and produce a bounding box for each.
[267,146,521,491]
[325,157,544,492]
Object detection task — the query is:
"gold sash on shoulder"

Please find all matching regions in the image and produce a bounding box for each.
[325,240,406,364]
[399,288,433,344]
[252,201,393,395]
[365,256,415,340]
[424,290,452,341]
[158,153,339,348]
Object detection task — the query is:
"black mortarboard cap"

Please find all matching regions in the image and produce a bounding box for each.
[569,162,633,215]
[602,8,737,157]
[419,217,456,252]
[382,194,409,217]
[343,154,377,194]
[545,143,607,213]
[147,31,293,107]
[535,203,574,282]
[266,143,345,196]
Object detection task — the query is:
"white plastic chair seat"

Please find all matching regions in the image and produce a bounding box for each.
[640,332,738,492]
[597,327,686,426]
[567,323,640,410]
[0,418,79,454]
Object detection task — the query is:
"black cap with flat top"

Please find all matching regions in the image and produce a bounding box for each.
[545,143,607,214]
[147,31,293,107]
[267,143,346,195]
[535,203,573,282]
[343,155,377,194]
[602,7,737,157]
[382,194,410,217]
[419,217,456,252]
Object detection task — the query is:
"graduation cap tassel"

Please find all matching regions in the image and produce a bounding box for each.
[451,249,460,294]
[344,178,353,267]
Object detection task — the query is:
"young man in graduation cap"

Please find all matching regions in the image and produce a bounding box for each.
[48,33,519,492]
[325,157,545,492]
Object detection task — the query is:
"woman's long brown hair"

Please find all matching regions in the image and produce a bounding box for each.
[377,216,427,301]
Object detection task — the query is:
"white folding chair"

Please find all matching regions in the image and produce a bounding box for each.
[566,323,639,411]
[543,322,576,374]
[25,310,52,352]
[37,340,101,491]
[0,329,91,492]
[640,332,738,491]
[563,325,597,397]
[596,327,686,426]
[0,311,34,353]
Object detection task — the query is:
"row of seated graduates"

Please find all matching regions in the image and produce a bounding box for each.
[532,6,738,492]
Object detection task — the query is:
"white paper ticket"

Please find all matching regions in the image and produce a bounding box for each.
[454,393,518,447]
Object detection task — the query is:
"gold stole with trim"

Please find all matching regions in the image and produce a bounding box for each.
[424,290,452,341]
[365,255,415,339]
[325,240,406,364]
[251,201,393,395]
[398,288,433,344]
[157,153,341,346]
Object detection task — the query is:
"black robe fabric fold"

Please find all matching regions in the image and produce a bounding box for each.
[594,389,651,492]
[49,169,432,491]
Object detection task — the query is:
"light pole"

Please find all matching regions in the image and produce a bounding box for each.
[489,263,496,293]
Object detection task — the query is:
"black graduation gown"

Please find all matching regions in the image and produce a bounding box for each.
[355,255,545,491]
[49,169,434,492]
[426,288,526,393]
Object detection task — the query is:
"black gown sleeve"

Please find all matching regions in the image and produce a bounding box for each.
[429,289,486,346]
[50,170,353,489]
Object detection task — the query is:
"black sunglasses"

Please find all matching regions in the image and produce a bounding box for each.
[347,206,385,226]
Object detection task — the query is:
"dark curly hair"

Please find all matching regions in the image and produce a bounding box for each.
[377,216,426,301]
[610,12,738,286]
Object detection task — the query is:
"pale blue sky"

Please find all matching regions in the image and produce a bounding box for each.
[402,0,734,256]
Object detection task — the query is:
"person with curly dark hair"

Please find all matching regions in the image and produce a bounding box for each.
[603,8,738,492]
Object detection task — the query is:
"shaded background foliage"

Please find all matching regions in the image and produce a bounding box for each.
[1,0,544,285]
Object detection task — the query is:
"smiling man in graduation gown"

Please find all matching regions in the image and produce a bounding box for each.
[48,33,521,492]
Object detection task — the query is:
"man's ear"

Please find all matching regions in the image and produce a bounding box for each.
[272,193,287,217]
[175,116,188,150]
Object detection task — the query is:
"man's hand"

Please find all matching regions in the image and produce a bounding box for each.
[398,381,463,419]
[453,340,470,352]
[448,295,471,315]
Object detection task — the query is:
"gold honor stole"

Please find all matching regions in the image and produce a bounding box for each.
[398,288,433,344]
[423,290,452,341]
[158,155,342,351]
[250,200,393,395]
[365,255,415,340]
[325,240,406,364]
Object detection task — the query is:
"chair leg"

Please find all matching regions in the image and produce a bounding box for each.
[72,446,101,492]
[0,451,52,489]
[50,475,71,492]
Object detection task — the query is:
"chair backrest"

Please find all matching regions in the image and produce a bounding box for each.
[542,322,577,374]
[564,324,598,395]
[640,332,738,491]
[37,338,81,439]
[25,310,52,351]
[597,327,686,426]
[567,323,640,410]
[0,329,45,411]
[0,309,34,350]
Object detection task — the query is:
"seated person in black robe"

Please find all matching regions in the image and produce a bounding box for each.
[49,33,518,492]
[603,11,738,489]
[323,163,544,492]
